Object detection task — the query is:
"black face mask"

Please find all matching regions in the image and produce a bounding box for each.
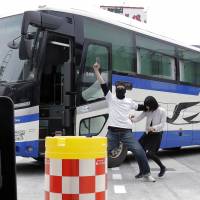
[116,88,126,99]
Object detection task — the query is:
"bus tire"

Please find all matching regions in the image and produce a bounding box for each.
[33,156,44,163]
[108,143,127,168]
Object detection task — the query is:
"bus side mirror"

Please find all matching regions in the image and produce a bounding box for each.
[7,41,19,49]
[19,35,32,60]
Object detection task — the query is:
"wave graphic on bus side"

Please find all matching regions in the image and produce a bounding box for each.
[167,102,200,125]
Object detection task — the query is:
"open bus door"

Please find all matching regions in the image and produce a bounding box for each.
[76,40,112,137]
[39,33,75,134]
[18,11,76,158]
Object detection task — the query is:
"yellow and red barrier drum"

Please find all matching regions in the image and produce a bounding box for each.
[45,136,107,200]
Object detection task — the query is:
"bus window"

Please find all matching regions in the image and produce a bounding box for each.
[137,48,175,80]
[136,34,176,56]
[81,43,109,102]
[79,115,108,136]
[178,47,200,85]
[83,18,136,73]
[0,14,37,82]
[180,60,200,85]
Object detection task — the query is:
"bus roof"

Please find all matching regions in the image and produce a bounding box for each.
[46,4,200,53]
[1,3,200,53]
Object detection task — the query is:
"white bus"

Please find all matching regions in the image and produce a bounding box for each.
[1,4,200,167]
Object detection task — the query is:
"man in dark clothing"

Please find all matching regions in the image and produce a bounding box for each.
[93,61,156,182]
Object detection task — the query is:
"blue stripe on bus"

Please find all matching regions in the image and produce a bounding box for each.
[15,140,39,158]
[15,113,39,124]
[15,131,200,158]
[112,74,200,95]
[133,130,200,149]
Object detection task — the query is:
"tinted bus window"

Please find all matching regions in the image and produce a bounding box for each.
[81,44,109,102]
[136,34,176,80]
[137,48,175,80]
[136,34,176,56]
[84,18,136,73]
[180,60,200,85]
[178,47,200,85]
[0,14,37,82]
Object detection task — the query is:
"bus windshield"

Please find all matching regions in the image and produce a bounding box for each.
[0,14,36,82]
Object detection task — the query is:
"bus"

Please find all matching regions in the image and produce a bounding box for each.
[1,4,200,167]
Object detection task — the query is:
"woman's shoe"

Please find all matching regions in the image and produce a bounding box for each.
[158,166,166,177]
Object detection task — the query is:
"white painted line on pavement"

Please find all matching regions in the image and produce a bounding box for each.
[114,185,127,193]
[112,174,122,180]
[111,167,120,171]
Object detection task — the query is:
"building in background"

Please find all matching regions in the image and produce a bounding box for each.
[100,4,147,23]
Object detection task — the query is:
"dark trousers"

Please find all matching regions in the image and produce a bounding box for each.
[139,132,165,169]
[107,130,150,175]
[146,152,165,169]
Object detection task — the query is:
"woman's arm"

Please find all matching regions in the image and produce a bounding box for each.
[151,109,167,132]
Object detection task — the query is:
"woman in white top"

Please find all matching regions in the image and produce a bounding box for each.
[130,96,167,178]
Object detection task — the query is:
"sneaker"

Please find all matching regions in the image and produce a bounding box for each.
[135,173,143,179]
[158,166,166,177]
[143,174,156,182]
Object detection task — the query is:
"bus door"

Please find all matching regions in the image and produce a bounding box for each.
[76,40,111,137]
[39,33,75,141]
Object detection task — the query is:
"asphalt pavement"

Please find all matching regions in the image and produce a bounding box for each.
[16,147,200,200]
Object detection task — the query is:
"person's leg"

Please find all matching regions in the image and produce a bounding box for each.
[147,151,166,177]
[120,131,150,175]
[107,130,120,156]
[146,132,166,177]
[135,133,148,178]
[121,131,155,182]
[147,152,164,168]
[138,133,147,151]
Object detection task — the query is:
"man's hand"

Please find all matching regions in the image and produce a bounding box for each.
[93,62,100,71]
[92,61,105,84]
[129,114,134,122]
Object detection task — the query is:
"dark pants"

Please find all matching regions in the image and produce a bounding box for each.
[139,132,165,169]
[107,130,150,175]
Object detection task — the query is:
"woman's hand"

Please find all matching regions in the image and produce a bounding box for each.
[148,127,156,132]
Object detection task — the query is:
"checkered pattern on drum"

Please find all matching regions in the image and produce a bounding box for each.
[45,158,107,200]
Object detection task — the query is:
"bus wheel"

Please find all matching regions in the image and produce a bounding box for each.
[33,156,44,163]
[108,143,127,168]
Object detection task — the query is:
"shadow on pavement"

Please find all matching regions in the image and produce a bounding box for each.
[16,159,44,175]
[125,146,200,162]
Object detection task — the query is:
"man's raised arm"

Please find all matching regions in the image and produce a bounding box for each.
[93,62,105,84]
[93,62,109,96]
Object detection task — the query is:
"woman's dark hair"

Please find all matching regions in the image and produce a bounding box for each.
[144,96,158,111]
